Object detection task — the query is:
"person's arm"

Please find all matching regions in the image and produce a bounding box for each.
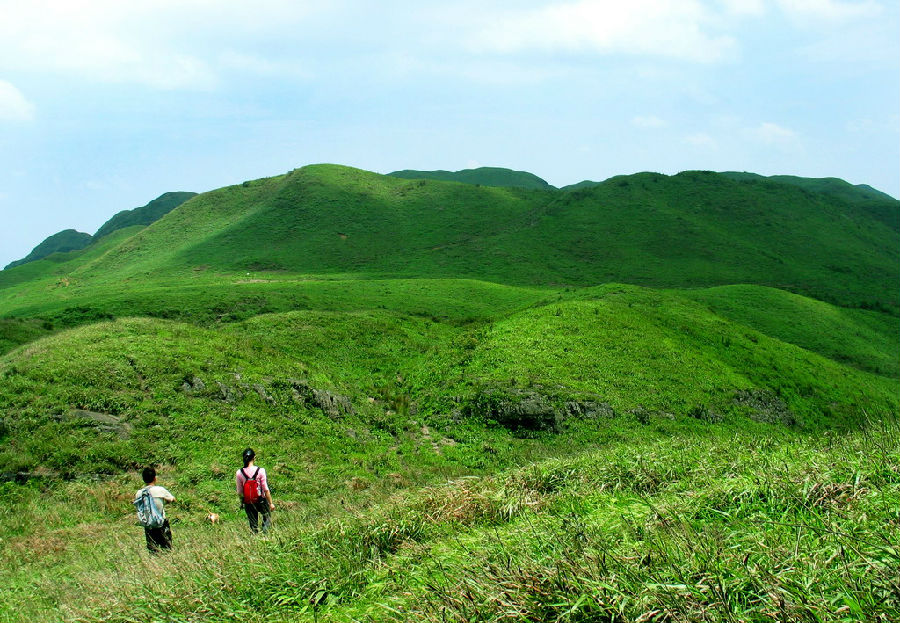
[236,470,245,505]
[261,469,275,511]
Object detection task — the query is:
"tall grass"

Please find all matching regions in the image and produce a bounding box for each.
[2,421,896,622]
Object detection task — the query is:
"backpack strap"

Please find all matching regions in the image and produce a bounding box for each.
[240,467,260,481]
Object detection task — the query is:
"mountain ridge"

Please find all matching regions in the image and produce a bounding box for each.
[3,191,196,271]
[30,163,894,313]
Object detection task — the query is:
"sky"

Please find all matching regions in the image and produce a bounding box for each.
[0,0,898,269]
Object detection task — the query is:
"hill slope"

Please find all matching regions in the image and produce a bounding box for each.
[4,229,92,270]
[721,171,899,232]
[17,164,892,314]
[3,191,197,273]
[92,191,197,240]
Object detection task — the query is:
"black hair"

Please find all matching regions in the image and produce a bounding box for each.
[242,448,255,468]
[142,467,156,484]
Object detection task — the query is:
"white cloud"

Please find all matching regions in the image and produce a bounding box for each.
[467,0,738,63]
[0,80,35,121]
[0,1,324,89]
[776,0,882,21]
[745,121,801,149]
[632,115,667,128]
[720,0,766,15]
[685,132,719,149]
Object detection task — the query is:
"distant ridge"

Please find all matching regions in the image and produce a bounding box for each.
[720,172,896,202]
[388,167,553,190]
[3,191,196,272]
[563,171,899,231]
[92,191,197,240]
[720,172,899,232]
[15,163,889,314]
[4,229,91,270]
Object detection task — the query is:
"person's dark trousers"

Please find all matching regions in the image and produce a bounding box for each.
[144,519,173,553]
[244,501,272,533]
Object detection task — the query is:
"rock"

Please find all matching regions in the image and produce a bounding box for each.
[474,389,560,432]
[181,376,206,394]
[566,400,615,419]
[628,406,651,425]
[687,404,723,424]
[67,409,133,439]
[734,389,796,426]
[289,379,354,418]
[216,381,242,403]
[253,383,276,405]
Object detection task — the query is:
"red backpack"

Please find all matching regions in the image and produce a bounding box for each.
[241,467,262,504]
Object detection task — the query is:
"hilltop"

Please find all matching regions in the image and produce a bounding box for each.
[388,166,553,190]
[91,191,197,240]
[3,229,92,270]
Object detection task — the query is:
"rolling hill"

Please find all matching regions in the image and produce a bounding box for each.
[91,191,197,241]
[0,163,897,622]
[3,229,92,270]
[3,191,196,272]
[0,164,895,324]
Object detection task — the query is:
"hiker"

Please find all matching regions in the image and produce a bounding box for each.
[133,467,176,553]
[236,448,275,533]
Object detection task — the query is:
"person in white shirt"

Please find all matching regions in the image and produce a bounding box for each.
[134,466,176,553]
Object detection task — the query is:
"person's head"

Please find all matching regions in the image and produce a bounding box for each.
[242,448,255,468]
[142,467,157,484]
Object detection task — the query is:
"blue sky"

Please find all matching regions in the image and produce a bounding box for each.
[1,0,898,269]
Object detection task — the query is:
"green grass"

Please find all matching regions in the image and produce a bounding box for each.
[2,421,897,622]
[91,191,197,241]
[684,284,900,377]
[3,229,91,270]
[2,284,895,479]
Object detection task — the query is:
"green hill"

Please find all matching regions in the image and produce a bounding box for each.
[1,283,897,621]
[388,166,554,190]
[721,171,899,232]
[3,191,196,273]
[92,191,197,241]
[0,164,893,322]
[0,162,898,622]
[4,229,91,270]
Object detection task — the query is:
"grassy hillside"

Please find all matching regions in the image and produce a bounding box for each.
[0,162,897,622]
[4,229,92,270]
[0,165,895,323]
[684,284,900,377]
[2,285,895,478]
[721,171,899,232]
[388,166,553,190]
[92,191,197,241]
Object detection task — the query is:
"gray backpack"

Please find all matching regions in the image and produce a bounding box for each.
[134,487,165,528]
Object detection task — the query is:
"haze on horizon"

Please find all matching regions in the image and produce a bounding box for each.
[1,0,898,269]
